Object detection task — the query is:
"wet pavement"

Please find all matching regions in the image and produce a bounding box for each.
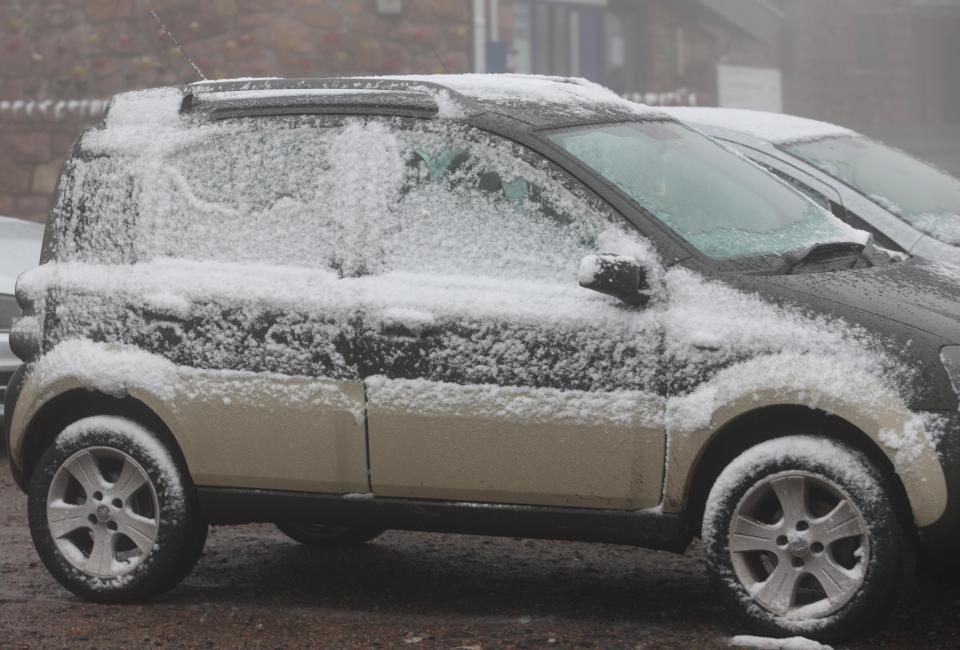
[1,467,959,649]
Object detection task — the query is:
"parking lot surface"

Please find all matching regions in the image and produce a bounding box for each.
[1,468,958,649]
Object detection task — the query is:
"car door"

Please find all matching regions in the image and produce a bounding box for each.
[358,119,666,510]
[44,114,379,494]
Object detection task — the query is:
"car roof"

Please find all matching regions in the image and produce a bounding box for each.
[661,106,857,146]
[0,216,44,294]
[108,74,666,130]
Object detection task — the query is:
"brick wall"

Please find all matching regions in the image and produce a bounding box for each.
[0,0,471,223]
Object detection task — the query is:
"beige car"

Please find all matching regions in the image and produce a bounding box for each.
[5,76,959,643]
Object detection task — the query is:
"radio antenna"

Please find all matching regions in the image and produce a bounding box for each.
[428,42,450,74]
[149,10,207,81]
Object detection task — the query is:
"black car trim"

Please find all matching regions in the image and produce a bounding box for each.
[3,364,26,488]
[197,487,689,551]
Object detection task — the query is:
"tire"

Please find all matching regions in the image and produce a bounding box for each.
[276,522,385,547]
[28,415,207,603]
[702,435,912,642]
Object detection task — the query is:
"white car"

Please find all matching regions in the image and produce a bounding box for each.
[663,107,960,265]
[1,216,43,425]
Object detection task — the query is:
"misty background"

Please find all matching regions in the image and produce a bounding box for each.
[1,0,958,223]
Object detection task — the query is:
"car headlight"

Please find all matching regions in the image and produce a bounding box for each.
[940,346,960,396]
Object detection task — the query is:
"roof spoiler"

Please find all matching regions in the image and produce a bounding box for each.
[180,77,480,118]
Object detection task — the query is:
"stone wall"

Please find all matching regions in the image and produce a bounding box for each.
[0,0,471,222]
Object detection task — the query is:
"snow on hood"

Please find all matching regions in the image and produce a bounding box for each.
[662,107,855,145]
[756,257,960,343]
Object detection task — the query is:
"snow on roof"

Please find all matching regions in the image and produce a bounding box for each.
[379,73,656,112]
[662,107,856,144]
[189,74,663,122]
[195,88,395,102]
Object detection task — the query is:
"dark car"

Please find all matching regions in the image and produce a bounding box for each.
[5,75,960,642]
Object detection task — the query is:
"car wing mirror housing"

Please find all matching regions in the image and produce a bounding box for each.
[578,254,651,307]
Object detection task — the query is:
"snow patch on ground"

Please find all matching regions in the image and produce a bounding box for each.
[729,635,832,650]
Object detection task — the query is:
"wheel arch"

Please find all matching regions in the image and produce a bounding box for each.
[15,389,189,493]
[678,404,916,542]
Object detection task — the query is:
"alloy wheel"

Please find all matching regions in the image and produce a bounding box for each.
[46,446,160,578]
[728,470,870,619]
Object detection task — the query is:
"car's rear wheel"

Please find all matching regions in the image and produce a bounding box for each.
[28,416,207,603]
[276,522,384,547]
[702,435,911,642]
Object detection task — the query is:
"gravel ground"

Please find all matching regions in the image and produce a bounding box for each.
[1,467,959,649]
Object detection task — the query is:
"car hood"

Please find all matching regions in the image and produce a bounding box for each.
[751,258,960,343]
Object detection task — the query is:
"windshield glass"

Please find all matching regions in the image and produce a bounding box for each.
[548,121,860,262]
[785,136,960,245]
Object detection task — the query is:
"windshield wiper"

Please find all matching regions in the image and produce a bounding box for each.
[778,239,873,275]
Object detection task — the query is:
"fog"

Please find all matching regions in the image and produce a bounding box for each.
[0,0,958,222]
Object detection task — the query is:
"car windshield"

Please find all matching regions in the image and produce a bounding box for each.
[547,120,861,264]
[785,135,960,246]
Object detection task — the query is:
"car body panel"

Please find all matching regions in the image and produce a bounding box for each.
[8,344,947,525]
[8,351,370,494]
[663,374,947,527]
[367,379,665,509]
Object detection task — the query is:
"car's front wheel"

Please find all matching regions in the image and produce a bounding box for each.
[28,416,207,603]
[702,435,911,642]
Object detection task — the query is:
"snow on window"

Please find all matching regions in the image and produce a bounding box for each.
[55,112,625,285]
[549,121,861,261]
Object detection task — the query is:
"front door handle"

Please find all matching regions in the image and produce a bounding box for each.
[379,309,438,338]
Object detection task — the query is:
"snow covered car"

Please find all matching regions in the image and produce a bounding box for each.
[1,216,43,429]
[663,107,960,265]
[4,75,960,642]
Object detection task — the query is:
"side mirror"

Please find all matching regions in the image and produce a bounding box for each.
[578,254,650,307]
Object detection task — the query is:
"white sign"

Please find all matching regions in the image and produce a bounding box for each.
[376,0,404,15]
[717,64,783,113]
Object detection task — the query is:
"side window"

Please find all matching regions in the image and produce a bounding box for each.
[148,115,409,275]
[388,122,641,284]
[137,115,650,283]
